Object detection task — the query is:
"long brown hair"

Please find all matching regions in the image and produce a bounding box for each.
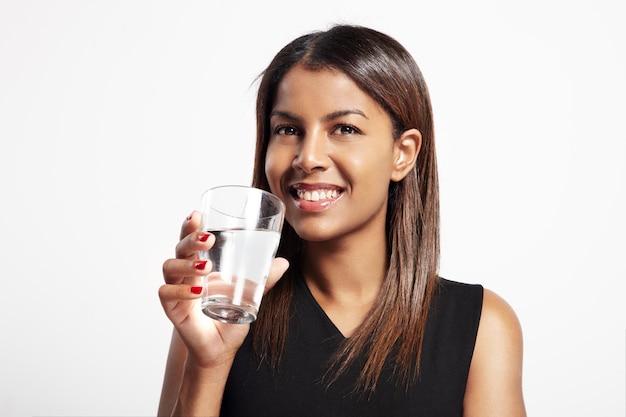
[251,24,440,394]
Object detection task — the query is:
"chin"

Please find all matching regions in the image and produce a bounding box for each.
[290,226,335,243]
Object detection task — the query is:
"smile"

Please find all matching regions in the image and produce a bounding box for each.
[296,189,340,202]
[289,184,344,211]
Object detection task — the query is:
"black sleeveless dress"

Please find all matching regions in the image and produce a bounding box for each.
[221,275,483,417]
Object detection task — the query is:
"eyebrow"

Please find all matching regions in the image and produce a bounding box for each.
[269,109,368,122]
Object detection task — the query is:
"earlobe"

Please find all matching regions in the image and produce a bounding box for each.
[391,128,421,182]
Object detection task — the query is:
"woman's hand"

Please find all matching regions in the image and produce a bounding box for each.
[158,211,289,368]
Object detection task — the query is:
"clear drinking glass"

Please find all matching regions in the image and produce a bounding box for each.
[199,185,285,324]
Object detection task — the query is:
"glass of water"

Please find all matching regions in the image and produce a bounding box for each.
[199,185,285,324]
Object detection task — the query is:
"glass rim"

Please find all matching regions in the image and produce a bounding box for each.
[201,184,285,220]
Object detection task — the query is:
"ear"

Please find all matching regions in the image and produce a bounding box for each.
[390,128,421,182]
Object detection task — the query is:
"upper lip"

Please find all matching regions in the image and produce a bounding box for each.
[290,182,344,192]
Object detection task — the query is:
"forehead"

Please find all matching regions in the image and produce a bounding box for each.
[272,64,387,119]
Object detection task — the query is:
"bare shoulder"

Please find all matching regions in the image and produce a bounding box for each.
[463,288,527,417]
[480,288,523,341]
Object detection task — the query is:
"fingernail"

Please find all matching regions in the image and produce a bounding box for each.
[194,260,208,270]
[198,232,211,242]
[190,286,202,294]
[186,212,193,221]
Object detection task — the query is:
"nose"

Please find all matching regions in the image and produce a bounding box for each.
[292,131,330,173]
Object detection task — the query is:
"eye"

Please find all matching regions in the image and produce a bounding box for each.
[274,125,300,136]
[333,124,362,135]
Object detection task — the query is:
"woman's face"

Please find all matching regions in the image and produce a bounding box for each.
[265,64,404,244]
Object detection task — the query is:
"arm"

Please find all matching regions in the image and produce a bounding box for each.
[463,289,527,417]
[158,327,243,417]
[157,211,289,416]
[157,330,187,416]
[172,352,236,417]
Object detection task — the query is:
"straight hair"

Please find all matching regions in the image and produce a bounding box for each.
[251,24,440,394]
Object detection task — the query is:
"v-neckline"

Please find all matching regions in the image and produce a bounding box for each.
[296,274,349,339]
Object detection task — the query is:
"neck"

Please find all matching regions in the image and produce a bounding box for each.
[300,227,388,336]
[303,240,387,294]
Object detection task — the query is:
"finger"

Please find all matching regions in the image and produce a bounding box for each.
[263,257,290,294]
[175,230,215,260]
[162,258,212,285]
[158,283,204,302]
[180,210,202,240]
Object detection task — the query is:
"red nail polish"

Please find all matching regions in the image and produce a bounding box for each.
[190,286,202,294]
[186,212,193,221]
[194,260,208,270]
[198,232,211,242]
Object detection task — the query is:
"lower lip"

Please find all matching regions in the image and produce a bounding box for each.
[293,194,342,212]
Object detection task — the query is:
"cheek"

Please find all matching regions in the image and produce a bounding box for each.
[264,145,289,194]
[344,147,394,185]
[264,158,278,191]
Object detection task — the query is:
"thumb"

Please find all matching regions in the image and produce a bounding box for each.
[263,257,289,295]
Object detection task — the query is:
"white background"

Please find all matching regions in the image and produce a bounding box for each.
[1,0,624,416]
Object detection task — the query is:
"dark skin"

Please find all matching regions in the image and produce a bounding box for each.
[158,65,526,417]
[158,212,289,416]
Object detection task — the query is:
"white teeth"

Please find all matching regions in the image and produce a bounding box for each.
[297,189,339,202]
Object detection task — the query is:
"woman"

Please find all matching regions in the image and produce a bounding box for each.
[158,24,526,416]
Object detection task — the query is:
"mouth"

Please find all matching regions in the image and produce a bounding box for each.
[295,188,340,201]
[289,184,344,209]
